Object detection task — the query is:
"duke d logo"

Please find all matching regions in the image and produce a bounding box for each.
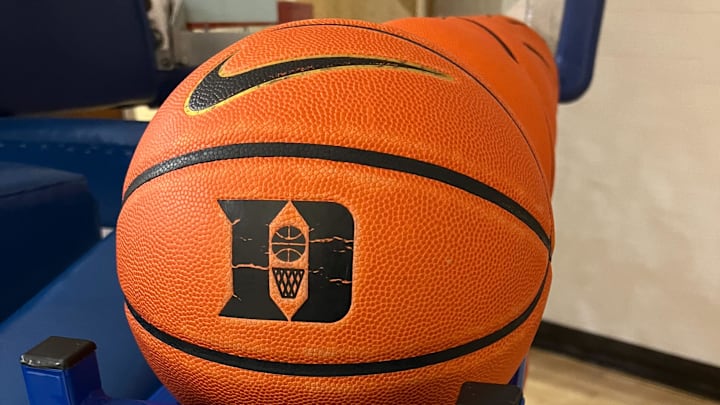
[218,200,354,322]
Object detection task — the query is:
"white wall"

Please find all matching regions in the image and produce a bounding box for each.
[546,0,720,366]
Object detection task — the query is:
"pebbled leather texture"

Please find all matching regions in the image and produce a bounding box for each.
[386,15,559,192]
[117,16,555,404]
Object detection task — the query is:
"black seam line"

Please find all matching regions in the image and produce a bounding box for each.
[523,43,552,70]
[456,18,518,63]
[272,22,551,205]
[121,143,551,251]
[125,263,549,377]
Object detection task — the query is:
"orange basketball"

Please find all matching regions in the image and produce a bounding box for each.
[117,16,554,404]
[386,15,559,190]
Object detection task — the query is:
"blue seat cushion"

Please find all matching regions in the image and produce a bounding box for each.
[0,234,160,404]
[0,118,145,226]
[0,162,100,320]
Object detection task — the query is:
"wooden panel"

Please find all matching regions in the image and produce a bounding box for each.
[526,349,719,405]
[301,0,415,22]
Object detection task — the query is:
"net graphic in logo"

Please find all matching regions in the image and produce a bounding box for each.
[219,200,354,322]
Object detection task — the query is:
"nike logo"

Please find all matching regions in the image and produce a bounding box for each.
[185,55,448,114]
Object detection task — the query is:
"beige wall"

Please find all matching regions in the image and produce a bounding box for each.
[546,0,720,366]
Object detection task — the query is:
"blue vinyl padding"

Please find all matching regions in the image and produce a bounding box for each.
[146,386,178,404]
[0,118,145,226]
[556,0,606,102]
[0,235,160,404]
[0,162,100,320]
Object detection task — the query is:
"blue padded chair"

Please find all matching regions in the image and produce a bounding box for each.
[0,162,100,320]
[0,118,146,227]
[0,119,153,402]
[0,234,161,404]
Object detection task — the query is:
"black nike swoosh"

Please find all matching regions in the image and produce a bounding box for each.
[185,56,448,113]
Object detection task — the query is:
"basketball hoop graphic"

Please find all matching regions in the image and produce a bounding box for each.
[268,203,310,319]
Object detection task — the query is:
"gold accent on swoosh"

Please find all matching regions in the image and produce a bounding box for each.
[183,54,451,116]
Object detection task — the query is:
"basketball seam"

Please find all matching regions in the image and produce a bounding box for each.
[523,42,552,70]
[455,17,518,63]
[271,21,552,208]
[121,142,551,251]
[451,19,556,181]
[125,263,549,377]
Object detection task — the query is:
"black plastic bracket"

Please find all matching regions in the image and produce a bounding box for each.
[456,382,524,405]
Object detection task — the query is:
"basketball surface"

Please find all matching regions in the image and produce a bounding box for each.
[117,16,556,404]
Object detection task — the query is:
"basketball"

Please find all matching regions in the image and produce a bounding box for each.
[386,15,558,189]
[117,16,554,404]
